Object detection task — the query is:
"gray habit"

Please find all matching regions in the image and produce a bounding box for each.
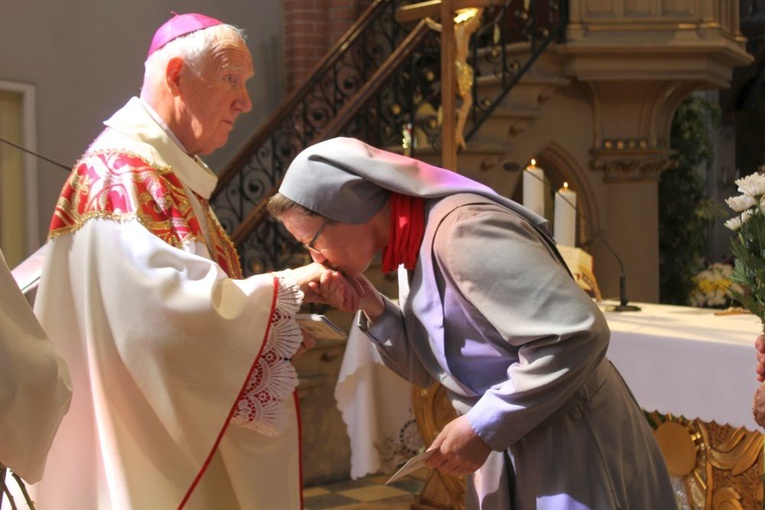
[280,137,676,509]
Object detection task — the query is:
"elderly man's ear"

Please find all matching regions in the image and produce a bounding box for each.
[165,57,185,96]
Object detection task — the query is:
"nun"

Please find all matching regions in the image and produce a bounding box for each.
[268,137,676,510]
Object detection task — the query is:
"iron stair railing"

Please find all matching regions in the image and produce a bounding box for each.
[211,0,408,242]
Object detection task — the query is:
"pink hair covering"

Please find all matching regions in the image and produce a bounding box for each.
[147,12,223,57]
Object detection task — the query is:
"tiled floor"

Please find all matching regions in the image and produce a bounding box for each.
[304,469,428,510]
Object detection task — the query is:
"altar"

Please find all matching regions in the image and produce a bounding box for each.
[335,300,765,508]
[602,300,761,430]
[604,301,764,508]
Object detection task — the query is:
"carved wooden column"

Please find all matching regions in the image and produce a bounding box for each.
[579,77,691,302]
[560,0,752,301]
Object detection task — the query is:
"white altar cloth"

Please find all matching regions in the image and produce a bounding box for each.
[602,300,762,430]
[334,312,423,480]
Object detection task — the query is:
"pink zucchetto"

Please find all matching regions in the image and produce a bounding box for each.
[147,12,223,57]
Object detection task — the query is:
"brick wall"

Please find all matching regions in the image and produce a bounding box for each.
[283,0,366,91]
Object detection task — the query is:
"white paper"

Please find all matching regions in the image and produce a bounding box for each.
[385,448,435,485]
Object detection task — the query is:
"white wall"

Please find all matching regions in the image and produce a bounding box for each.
[0,0,284,248]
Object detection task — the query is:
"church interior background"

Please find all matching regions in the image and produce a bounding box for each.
[5,1,765,508]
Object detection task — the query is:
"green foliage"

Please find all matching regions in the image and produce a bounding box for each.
[729,211,765,324]
[659,95,720,304]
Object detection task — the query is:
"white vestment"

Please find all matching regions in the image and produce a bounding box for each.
[31,98,304,509]
[0,250,71,484]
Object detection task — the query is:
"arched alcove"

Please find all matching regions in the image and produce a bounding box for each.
[509,142,599,252]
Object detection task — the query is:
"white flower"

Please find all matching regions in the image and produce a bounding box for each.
[725,217,742,231]
[736,172,765,197]
[727,169,765,326]
[725,194,757,212]
[725,209,753,231]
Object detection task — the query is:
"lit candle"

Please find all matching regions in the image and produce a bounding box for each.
[554,182,577,247]
[523,159,545,217]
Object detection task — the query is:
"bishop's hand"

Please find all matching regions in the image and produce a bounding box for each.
[308,271,384,320]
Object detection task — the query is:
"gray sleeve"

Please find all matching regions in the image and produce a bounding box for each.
[357,295,435,388]
[434,204,609,449]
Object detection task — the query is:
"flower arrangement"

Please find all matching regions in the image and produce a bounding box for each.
[724,170,765,330]
[688,262,742,309]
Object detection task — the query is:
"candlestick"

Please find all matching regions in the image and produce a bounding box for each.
[523,159,545,217]
[554,182,577,247]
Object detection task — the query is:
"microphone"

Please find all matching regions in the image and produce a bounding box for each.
[505,160,641,312]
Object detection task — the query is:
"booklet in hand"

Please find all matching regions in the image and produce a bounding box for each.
[295,314,347,341]
[385,448,435,485]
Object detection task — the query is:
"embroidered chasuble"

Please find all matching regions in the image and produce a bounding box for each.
[30,98,304,510]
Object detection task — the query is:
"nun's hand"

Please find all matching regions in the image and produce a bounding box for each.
[306,270,360,311]
[350,275,385,321]
[308,271,383,317]
[423,415,491,476]
[331,273,384,319]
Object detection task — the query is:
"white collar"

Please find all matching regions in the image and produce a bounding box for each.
[102,97,218,199]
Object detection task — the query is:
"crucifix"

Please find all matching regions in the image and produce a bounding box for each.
[397,0,501,170]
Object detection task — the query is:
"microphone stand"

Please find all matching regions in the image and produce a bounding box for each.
[593,233,641,312]
[0,136,71,171]
[515,162,641,312]
[0,136,71,295]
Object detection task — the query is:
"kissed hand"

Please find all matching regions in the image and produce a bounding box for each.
[289,263,339,303]
[308,272,384,319]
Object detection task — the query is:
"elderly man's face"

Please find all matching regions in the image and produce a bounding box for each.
[179,34,254,155]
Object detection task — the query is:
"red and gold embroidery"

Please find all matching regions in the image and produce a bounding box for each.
[50,151,242,277]
[194,195,243,279]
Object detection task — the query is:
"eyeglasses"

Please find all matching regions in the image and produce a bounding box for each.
[303,216,330,254]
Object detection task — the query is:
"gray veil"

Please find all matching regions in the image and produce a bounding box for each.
[279,137,554,245]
